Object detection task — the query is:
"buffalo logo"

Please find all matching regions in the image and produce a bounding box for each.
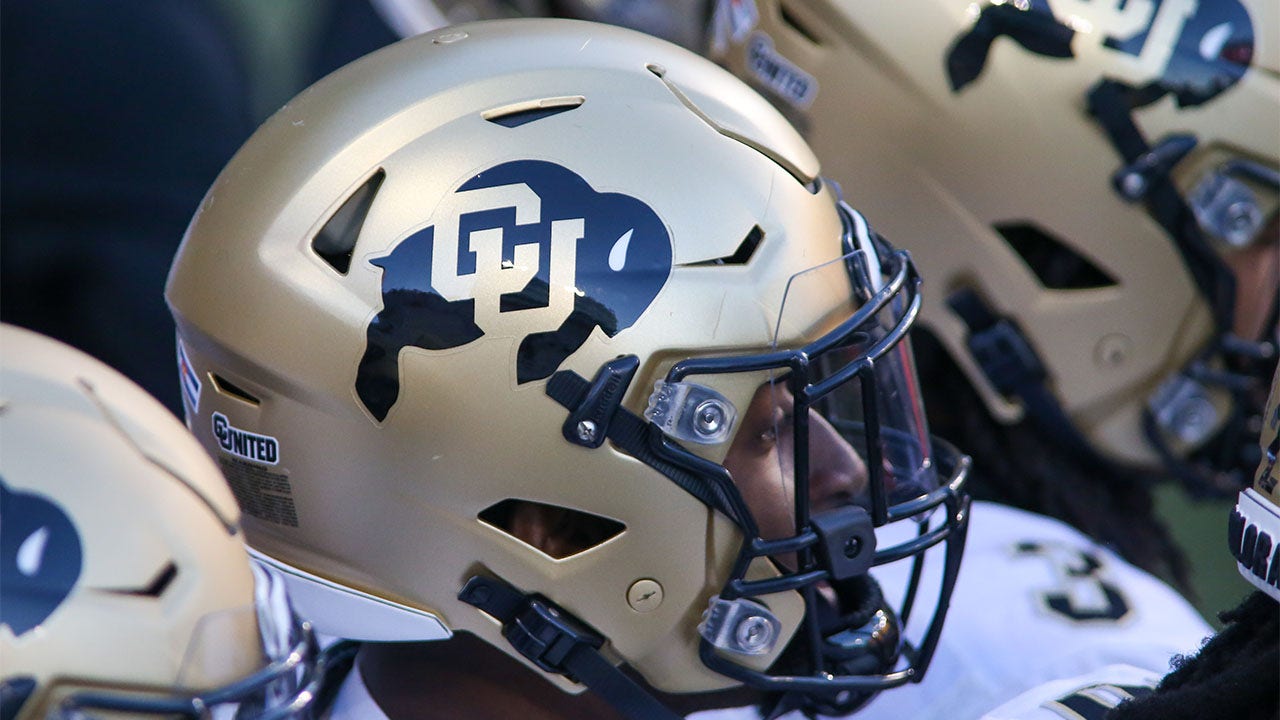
[947,0,1254,107]
[357,160,672,421]
[1,479,83,636]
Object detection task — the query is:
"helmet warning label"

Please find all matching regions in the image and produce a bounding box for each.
[219,456,299,527]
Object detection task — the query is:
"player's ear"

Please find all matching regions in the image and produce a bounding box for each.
[507,501,581,558]
[505,501,621,558]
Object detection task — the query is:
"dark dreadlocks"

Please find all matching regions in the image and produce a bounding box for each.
[1108,590,1279,720]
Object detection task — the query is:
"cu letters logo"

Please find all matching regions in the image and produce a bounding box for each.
[947,0,1254,107]
[0,479,83,636]
[357,160,673,421]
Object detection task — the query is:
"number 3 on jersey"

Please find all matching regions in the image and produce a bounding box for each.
[1014,541,1132,622]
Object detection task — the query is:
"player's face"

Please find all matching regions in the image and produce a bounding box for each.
[723,379,868,563]
[1222,213,1279,343]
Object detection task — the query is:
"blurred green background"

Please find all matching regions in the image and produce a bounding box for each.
[1155,485,1253,628]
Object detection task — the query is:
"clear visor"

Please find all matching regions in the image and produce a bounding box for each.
[673,213,970,701]
[721,248,937,544]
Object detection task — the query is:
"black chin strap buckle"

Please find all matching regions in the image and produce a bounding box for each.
[946,288,1045,396]
[458,576,602,680]
[458,575,683,720]
[947,288,1111,465]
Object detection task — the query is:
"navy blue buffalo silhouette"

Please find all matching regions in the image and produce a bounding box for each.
[357,160,672,421]
[1,479,83,636]
[947,0,1254,108]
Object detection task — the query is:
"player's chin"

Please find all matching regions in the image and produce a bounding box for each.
[758,574,901,716]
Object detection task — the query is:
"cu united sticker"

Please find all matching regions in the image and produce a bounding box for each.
[356,160,672,421]
[745,32,817,109]
[213,412,280,465]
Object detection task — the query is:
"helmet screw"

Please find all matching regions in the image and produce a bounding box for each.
[1171,396,1216,444]
[844,536,863,559]
[694,399,727,437]
[1223,200,1259,245]
[576,420,598,443]
[735,614,777,654]
[1120,172,1147,200]
[1094,333,1132,369]
[627,579,664,613]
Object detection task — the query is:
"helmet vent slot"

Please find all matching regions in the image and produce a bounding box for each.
[687,225,764,266]
[995,222,1117,290]
[478,499,625,559]
[312,170,385,275]
[779,2,821,45]
[482,96,585,128]
[211,374,261,406]
[106,561,178,598]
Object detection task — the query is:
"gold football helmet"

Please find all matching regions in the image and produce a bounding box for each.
[1231,364,1279,600]
[710,0,1279,495]
[0,325,324,719]
[166,18,970,717]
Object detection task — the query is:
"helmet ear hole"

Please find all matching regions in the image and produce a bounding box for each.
[478,500,625,560]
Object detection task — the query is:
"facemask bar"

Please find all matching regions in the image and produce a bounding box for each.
[54,622,328,720]
[56,629,316,719]
[652,213,970,699]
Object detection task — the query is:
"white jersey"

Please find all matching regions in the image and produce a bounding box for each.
[329,502,1210,720]
[325,660,388,720]
[976,664,1162,720]
[691,501,1210,720]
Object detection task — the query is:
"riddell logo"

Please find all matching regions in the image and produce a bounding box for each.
[212,412,279,465]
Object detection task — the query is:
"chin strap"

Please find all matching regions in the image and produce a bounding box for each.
[545,357,748,528]
[946,287,1112,471]
[458,575,683,720]
[1086,79,1238,337]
